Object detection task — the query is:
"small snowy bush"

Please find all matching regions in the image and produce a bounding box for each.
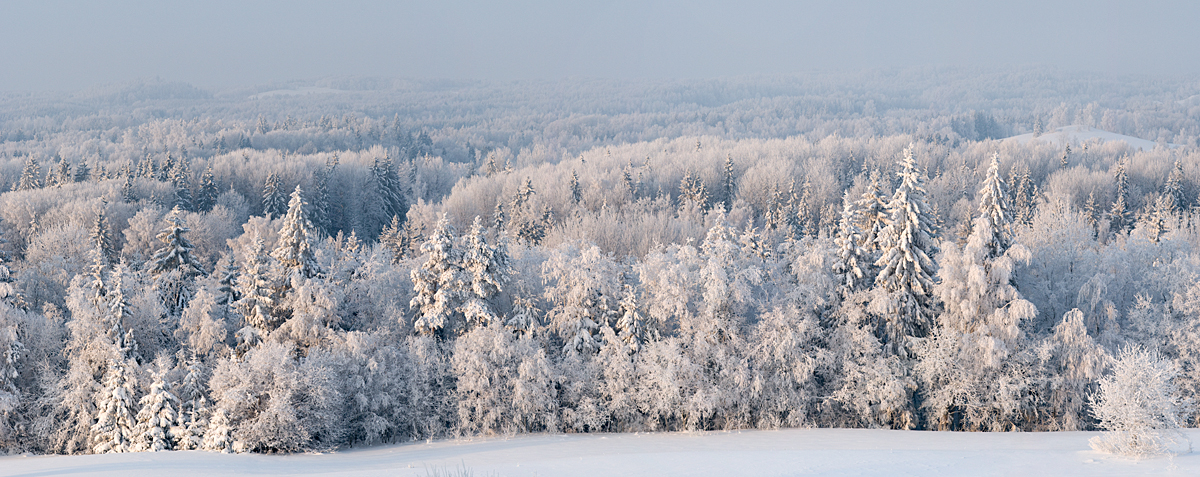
[1088,346,1190,458]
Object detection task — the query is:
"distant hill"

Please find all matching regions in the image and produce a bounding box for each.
[1006,125,1174,151]
[77,79,212,103]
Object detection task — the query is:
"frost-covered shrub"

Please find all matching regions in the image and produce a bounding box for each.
[1089,346,1190,458]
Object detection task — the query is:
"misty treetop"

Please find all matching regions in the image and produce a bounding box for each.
[1,69,1200,454]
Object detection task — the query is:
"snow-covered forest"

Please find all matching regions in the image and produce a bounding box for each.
[2,67,1200,455]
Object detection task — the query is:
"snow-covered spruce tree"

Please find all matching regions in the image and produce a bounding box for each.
[170,158,193,212]
[459,216,510,332]
[1141,194,1174,243]
[615,284,644,354]
[214,254,239,313]
[833,191,869,297]
[855,169,889,256]
[1164,159,1187,212]
[568,170,582,204]
[74,161,91,182]
[261,172,286,218]
[410,215,468,338]
[379,215,409,263]
[131,373,179,451]
[272,186,320,280]
[56,257,135,454]
[506,295,540,338]
[871,145,939,357]
[172,359,209,450]
[148,207,205,316]
[366,154,408,237]
[196,167,220,213]
[90,359,138,454]
[91,201,117,266]
[1109,158,1132,236]
[975,153,1011,257]
[310,163,334,237]
[918,154,1039,431]
[1089,346,1189,457]
[721,154,736,210]
[201,408,234,453]
[233,233,277,341]
[17,155,41,191]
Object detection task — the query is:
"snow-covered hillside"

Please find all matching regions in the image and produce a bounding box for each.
[3,429,1197,476]
[1007,124,1171,151]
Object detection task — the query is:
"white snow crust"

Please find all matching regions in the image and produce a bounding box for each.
[1007,125,1173,151]
[4,428,1198,476]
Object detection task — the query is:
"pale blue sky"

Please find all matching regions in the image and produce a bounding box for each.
[2,0,1198,92]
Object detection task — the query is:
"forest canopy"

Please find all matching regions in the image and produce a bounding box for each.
[2,67,1200,454]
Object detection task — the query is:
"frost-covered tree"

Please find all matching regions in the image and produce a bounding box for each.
[309,166,333,237]
[272,186,320,279]
[379,215,411,263]
[0,306,21,446]
[172,359,209,450]
[207,341,342,453]
[131,373,179,452]
[368,155,408,236]
[170,158,193,212]
[233,233,277,336]
[451,323,557,435]
[1039,308,1107,430]
[214,255,239,311]
[1089,346,1188,457]
[410,215,468,337]
[872,145,938,356]
[91,203,116,266]
[1109,158,1132,235]
[568,170,582,204]
[196,167,220,213]
[679,169,708,208]
[459,217,509,331]
[17,156,41,191]
[506,295,540,338]
[614,284,643,353]
[90,359,138,454]
[149,207,205,316]
[178,288,229,359]
[855,169,888,255]
[920,163,1038,430]
[975,153,1011,257]
[201,408,234,453]
[1142,194,1173,243]
[543,242,622,355]
[833,191,868,296]
[47,155,71,188]
[721,154,736,209]
[261,172,286,218]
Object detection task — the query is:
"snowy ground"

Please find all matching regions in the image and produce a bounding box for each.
[1007,124,1174,151]
[5,429,1200,476]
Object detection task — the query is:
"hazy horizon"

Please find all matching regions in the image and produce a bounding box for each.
[3,0,1199,93]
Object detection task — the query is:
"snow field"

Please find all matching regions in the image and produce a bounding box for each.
[4,428,1199,477]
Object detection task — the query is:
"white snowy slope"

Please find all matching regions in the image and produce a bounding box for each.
[5,429,1200,477]
[1007,125,1174,151]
